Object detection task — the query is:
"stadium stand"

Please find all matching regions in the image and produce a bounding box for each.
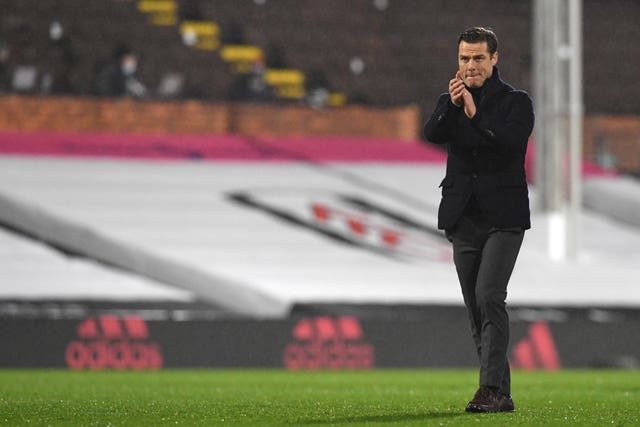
[0,0,639,370]
[0,0,637,112]
[1,135,640,312]
[1,0,638,173]
[0,0,234,98]
[0,225,194,302]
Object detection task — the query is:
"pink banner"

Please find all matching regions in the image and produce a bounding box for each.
[0,131,447,163]
[0,131,617,178]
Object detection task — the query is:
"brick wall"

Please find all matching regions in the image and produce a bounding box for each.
[1,95,639,171]
[583,116,640,173]
[0,96,230,134]
[0,96,419,141]
[228,103,419,140]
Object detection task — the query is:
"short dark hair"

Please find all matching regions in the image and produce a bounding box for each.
[458,27,498,55]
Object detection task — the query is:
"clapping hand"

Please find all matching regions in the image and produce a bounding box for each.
[449,71,476,119]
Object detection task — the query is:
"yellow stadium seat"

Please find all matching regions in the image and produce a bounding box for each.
[137,0,177,26]
[327,92,347,107]
[180,21,220,50]
[264,69,305,86]
[220,45,264,73]
[264,69,306,99]
[220,45,263,62]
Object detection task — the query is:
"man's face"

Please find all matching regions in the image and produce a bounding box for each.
[458,41,498,88]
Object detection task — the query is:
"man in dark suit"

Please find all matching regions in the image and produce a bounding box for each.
[423,27,534,413]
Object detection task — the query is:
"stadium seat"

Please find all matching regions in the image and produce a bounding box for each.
[137,0,178,26]
[263,69,305,100]
[220,45,264,73]
[179,21,220,51]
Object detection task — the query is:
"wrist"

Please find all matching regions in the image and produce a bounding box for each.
[465,107,476,118]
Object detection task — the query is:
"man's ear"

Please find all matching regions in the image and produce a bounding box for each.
[491,51,499,66]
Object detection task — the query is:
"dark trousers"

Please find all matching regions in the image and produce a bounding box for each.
[446,215,524,395]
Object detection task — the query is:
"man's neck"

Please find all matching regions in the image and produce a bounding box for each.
[468,85,484,105]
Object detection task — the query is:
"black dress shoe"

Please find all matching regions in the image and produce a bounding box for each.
[498,394,515,412]
[465,386,507,413]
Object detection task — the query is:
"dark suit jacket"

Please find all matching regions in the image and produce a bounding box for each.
[423,67,534,230]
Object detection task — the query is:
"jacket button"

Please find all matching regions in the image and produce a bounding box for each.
[471,149,478,156]
[472,173,479,179]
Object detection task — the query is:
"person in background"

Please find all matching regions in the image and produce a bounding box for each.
[305,69,330,109]
[95,43,147,98]
[423,27,534,413]
[0,41,11,93]
[41,20,77,94]
[227,52,274,102]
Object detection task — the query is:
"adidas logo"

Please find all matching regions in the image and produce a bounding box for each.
[283,316,375,370]
[511,321,561,370]
[65,315,163,370]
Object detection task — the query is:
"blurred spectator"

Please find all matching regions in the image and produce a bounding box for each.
[10,22,39,93]
[227,53,274,102]
[156,71,185,99]
[40,21,77,94]
[305,69,330,108]
[12,22,37,64]
[94,43,147,98]
[0,41,11,93]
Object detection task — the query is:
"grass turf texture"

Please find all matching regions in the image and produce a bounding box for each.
[0,370,638,426]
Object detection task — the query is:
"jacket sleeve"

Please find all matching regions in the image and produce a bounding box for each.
[423,93,462,144]
[469,91,534,154]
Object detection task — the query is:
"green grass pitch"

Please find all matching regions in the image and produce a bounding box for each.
[0,369,638,426]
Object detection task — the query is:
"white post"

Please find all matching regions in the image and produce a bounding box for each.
[567,0,583,258]
[533,0,583,260]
